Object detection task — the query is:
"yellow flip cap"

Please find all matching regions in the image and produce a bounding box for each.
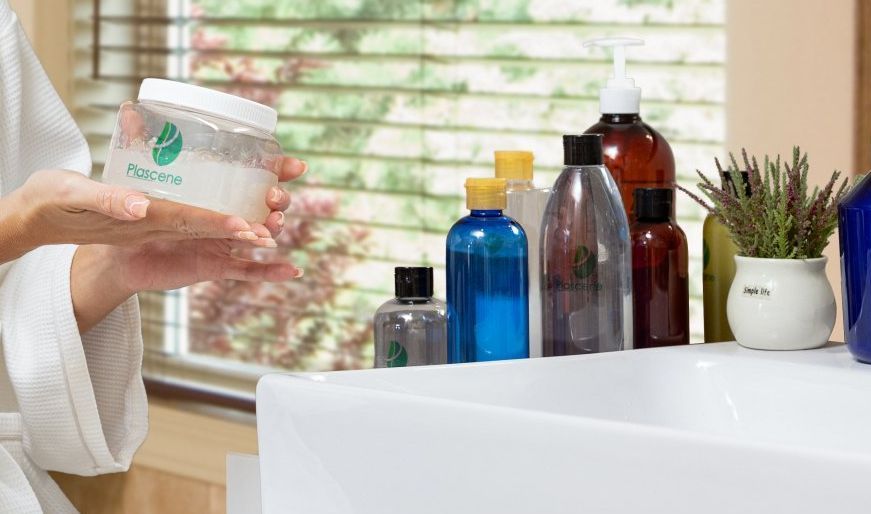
[465,177,507,210]
[494,151,534,181]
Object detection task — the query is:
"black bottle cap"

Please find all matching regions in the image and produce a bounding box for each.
[634,188,673,222]
[395,267,433,299]
[563,134,604,166]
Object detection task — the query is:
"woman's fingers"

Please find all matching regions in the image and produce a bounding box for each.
[119,107,147,143]
[266,186,290,212]
[277,156,308,182]
[145,199,257,240]
[65,174,151,221]
[244,222,276,247]
[264,186,290,238]
[222,257,302,282]
[264,210,285,238]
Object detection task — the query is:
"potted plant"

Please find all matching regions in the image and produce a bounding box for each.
[680,147,851,350]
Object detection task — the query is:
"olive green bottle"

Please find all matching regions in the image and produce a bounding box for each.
[702,171,749,342]
[702,213,736,342]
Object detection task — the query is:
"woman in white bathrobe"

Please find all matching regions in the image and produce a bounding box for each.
[0,2,305,511]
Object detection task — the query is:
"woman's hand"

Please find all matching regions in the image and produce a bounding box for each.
[97,154,308,294]
[70,155,307,332]
[0,155,308,332]
[7,169,278,254]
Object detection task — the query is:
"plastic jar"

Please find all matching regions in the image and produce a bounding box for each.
[101,78,283,221]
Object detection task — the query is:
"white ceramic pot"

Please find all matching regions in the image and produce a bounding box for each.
[726,256,835,350]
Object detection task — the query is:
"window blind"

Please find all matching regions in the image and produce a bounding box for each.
[73,0,725,396]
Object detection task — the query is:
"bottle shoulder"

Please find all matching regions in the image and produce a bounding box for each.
[631,222,688,248]
[448,215,527,240]
[841,176,871,209]
[703,214,732,237]
[375,298,447,316]
[586,117,675,167]
[548,166,624,212]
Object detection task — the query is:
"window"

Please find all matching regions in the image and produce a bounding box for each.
[76,0,725,398]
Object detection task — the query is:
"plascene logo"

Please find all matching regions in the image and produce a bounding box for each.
[126,163,182,185]
[573,244,597,279]
[152,121,183,166]
[546,244,602,292]
[386,340,408,367]
[125,121,184,186]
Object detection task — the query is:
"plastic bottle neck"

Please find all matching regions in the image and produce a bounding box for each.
[396,296,432,304]
[505,179,534,192]
[599,113,641,124]
[470,209,503,217]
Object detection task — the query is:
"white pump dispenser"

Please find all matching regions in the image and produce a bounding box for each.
[584,37,644,114]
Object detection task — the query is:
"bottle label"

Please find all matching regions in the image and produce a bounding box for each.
[386,340,409,367]
[573,245,597,279]
[152,121,183,166]
[741,284,773,300]
[546,244,602,291]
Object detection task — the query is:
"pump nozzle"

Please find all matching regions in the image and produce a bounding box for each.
[584,37,644,114]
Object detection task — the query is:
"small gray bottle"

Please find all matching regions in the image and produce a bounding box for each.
[374,267,447,368]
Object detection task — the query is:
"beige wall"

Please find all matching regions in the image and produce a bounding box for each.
[9,0,74,104]
[727,0,857,342]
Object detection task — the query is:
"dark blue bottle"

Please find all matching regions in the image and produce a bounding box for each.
[839,180,871,362]
[447,178,529,363]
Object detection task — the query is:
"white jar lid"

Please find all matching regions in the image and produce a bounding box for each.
[138,78,278,133]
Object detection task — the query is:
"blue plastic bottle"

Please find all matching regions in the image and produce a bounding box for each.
[839,180,871,362]
[446,177,529,363]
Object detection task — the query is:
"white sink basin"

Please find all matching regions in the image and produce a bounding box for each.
[256,343,871,513]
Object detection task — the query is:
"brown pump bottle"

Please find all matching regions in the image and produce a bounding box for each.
[583,37,675,223]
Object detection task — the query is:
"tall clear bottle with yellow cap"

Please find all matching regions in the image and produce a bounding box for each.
[495,151,551,357]
[446,178,530,363]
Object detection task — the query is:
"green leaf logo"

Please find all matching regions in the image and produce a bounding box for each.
[572,244,597,279]
[152,121,183,166]
[386,340,408,368]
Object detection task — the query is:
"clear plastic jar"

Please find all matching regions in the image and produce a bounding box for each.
[101,78,282,221]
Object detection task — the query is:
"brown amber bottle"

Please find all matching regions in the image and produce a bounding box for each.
[630,188,689,349]
[583,38,675,223]
[585,114,675,223]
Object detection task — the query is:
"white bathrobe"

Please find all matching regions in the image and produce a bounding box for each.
[0,1,148,512]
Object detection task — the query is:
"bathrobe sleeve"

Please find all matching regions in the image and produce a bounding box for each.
[0,245,148,475]
[0,0,148,477]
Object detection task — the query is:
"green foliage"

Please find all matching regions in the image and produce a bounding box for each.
[679,147,851,259]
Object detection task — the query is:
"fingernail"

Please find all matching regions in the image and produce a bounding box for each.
[125,196,150,218]
[270,187,284,203]
[234,231,258,241]
[294,268,305,278]
[276,211,285,227]
[300,160,309,175]
[258,238,278,248]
